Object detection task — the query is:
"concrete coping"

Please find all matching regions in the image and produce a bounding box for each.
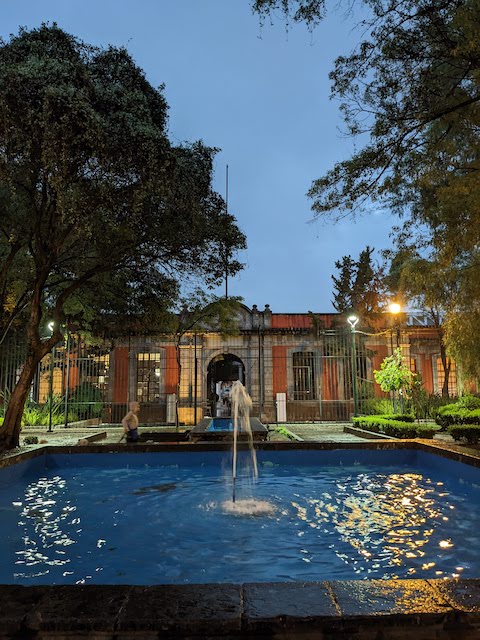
[1,579,479,638]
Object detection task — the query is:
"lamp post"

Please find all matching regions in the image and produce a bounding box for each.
[347,315,359,417]
[388,302,401,350]
[388,303,402,412]
[47,321,55,433]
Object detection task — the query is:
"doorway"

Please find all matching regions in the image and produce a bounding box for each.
[207,354,245,417]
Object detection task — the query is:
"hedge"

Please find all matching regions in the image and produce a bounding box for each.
[352,415,438,439]
[435,407,480,429]
[376,414,415,423]
[448,424,480,445]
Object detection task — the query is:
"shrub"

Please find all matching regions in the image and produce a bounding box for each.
[414,424,440,439]
[360,398,394,415]
[274,426,298,441]
[23,405,44,426]
[435,406,480,429]
[376,413,415,423]
[456,395,480,410]
[448,424,480,445]
[69,382,103,419]
[24,436,39,445]
[352,415,438,439]
[22,396,78,427]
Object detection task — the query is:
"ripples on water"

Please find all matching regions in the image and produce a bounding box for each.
[1,461,476,585]
[289,471,463,579]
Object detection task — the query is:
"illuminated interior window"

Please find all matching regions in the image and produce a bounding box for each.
[136,352,162,402]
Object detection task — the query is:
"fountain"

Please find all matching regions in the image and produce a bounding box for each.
[224,380,275,516]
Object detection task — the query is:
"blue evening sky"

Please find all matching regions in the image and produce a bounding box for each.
[1,0,395,313]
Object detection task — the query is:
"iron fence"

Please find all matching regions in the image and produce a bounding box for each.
[0,329,421,426]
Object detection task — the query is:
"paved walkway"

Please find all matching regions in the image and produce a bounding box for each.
[272,422,378,442]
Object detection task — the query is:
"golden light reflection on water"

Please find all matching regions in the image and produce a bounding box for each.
[290,471,458,579]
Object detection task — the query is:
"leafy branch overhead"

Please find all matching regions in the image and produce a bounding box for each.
[252,0,480,380]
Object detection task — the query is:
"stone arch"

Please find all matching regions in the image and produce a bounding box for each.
[207,353,245,417]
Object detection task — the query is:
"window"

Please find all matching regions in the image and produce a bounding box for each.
[410,357,418,374]
[136,352,162,402]
[293,351,316,400]
[434,357,457,396]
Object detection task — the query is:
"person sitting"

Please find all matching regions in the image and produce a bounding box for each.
[122,401,140,443]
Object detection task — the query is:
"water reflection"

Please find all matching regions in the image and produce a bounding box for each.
[13,475,78,579]
[291,472,457,579]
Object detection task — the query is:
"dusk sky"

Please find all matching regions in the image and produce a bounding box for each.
[2,1,395,313]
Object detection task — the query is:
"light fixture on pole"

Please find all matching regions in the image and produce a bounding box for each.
[388,302,401,349]
[347,315,359,417]
[47,321,55,433]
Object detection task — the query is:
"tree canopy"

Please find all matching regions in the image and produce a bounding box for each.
[331,246,386,328]
[0,24,246,448]
[252,0,480,381]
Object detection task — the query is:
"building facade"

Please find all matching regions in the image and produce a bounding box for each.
[0,304,461,426]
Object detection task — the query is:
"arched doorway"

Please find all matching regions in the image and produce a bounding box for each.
[207,353,245,417]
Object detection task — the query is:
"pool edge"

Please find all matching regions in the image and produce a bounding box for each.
[1,440,480,638]
[0,578,479,638]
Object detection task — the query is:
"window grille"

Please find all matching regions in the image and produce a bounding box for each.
[136,352,162,402]
[434,356,457,396]
[293,351,316,400]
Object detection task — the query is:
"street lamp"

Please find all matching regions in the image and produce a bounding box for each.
[347,315,359,417]
[47,321,55,433]
[388,302,401,349]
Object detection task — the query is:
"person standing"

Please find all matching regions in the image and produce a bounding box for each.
[122,401,140,443]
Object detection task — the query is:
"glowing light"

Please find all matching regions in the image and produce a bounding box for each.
[347,314,359,329]
[439,540,453,548]
[389,303,401,314]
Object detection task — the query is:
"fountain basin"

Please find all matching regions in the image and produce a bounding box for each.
[1,442,480,638]
[189,416,268,441]
[1,444,480,585]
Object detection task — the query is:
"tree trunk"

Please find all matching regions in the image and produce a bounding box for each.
[440,341,451,398]
[0,351,39,450]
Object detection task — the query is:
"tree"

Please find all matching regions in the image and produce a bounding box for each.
[0,25,246,450]
[374,348,414,411]
[252,0,325,27]
[386,248,456,396]
[332,246,385,327]
[252,0,480,375]
[331,255,355,313]
[252,1,480,218]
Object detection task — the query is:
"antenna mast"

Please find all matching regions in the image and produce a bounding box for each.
[225,164,229,299]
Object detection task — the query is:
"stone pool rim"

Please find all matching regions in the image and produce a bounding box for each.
[1,439,480,638]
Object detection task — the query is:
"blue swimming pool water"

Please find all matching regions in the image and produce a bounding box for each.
[0,449,478,585]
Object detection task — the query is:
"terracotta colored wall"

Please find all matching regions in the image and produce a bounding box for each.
[421,354,434,394]
[165,345,179,394]
[64,353,79,390]
[272,315,313,329]
[272,346,288,395]
[322,359,338,400]
[371,345,389,397]
[113,347,129,403]
[271,314,335,329]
